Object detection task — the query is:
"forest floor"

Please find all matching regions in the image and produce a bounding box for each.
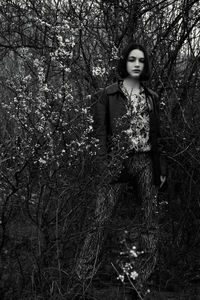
[70,189,200,300]
[2,189,200,300]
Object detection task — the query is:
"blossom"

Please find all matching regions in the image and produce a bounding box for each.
[92,66,106,77]
[117,274,124,282]
[130,249,138,258]
[111,46,119,60]
[130,271,138,280]
[39,158,46,164]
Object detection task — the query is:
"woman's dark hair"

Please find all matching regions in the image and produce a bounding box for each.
[117,43,151,81]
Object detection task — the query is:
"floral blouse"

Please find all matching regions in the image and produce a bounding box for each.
[120,83,151,152]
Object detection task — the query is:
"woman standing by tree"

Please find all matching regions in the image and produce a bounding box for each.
[76,42,166,291]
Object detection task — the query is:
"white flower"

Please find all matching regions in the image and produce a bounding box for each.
[117,274,124,282]
[130,249,138,257]
[82,108,87,114]
[130,271,138,280]
[92,66,106,77]
[111,46,119,60]
[39,158,46,164]
[125,128,133,136]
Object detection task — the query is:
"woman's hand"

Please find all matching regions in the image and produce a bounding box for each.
[160,175,166,188]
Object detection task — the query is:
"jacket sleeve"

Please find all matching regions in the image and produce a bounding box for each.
[153,92,167,176]
[91,88,109,160]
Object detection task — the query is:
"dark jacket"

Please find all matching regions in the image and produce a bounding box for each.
[91,82,166,186]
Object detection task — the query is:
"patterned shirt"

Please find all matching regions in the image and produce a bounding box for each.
[120,83,151,152]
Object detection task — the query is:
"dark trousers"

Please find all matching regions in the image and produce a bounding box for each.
[76,153,158,286]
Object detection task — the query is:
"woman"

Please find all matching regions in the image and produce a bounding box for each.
[76,42,166,289]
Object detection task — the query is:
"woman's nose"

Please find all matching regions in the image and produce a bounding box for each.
[135,60,140,66]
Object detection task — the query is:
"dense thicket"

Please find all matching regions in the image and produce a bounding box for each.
[0,0,199,299]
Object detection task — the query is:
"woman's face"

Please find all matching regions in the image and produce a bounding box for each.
[126,49,145,79]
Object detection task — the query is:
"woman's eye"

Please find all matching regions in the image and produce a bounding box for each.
[128,58,145,63]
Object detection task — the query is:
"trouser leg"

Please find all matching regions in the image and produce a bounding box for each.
[137,158,158,286]
[76,184,120,280]
[137,158,158,231]
[127,154,158,288]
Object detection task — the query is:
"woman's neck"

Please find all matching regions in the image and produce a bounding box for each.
[123,77,141,92]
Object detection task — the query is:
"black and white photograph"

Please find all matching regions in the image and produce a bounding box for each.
[0,1,199,299]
